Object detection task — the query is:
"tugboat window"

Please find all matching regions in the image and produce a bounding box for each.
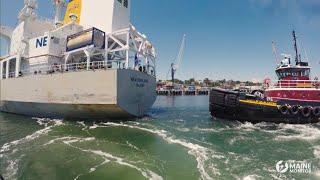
[302,69,310,77]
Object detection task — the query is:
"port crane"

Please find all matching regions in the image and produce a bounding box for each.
[170,34,186,87]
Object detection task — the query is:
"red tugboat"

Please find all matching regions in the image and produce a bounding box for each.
[265,31,320,105]
[209,31,320,123]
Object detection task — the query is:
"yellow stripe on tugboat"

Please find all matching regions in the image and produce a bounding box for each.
[239,99,277,107]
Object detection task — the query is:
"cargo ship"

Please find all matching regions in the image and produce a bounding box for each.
[0,0,157,119]
[210,31,320,123]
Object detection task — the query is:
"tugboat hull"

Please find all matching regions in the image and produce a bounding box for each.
[209,88,320,124]
[265,88,320,103]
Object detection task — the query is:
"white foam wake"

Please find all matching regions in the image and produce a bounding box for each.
[77,121,86,127]
[102,122,216,180]
[230,121,320,142]
[58,137,162,180]
[3,158,20,180]
[176,127,190,132]
[0,118,63,154]
[89,122,99,130]
[193,126,220,133]
[126,141,140,151]
[313,146,320,159]
[234,122,261,132]
[242,174,262,180]
[0,118,64,180]
[275,124,320,141]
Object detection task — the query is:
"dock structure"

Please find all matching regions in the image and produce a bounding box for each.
[171,90,183,96]
[157,89,170,96]
[156,88,210,96]
[198,90,209,95]
[156,81,265,96]
[184,90,196,95]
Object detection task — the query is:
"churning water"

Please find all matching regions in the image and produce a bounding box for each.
[0,96,319,180]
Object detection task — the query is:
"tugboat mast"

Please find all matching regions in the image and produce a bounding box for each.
[292,30,300,65]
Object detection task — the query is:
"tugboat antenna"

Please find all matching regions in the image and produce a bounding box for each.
[272,41,279,64]
[292,30,300,64]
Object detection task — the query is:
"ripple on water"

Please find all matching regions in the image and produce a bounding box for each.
[4,158,20,180]
[175,127,190,132]
[241,174,262,180]
[274,123,320,141]
[225,121,320,142]
[193,126,221,133]
[313,146,320,159]
[125,141,140,151]
[56,136,163,180]
[0,118,63,154]
[0,118,64,179]
[101,122,217,180]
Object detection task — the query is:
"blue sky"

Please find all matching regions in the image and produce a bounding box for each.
[1,0,319,81]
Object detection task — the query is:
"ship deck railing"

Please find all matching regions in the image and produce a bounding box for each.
[7,61,155,79]
[271,80,320,89]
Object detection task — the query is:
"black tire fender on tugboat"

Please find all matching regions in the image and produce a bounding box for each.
[289,105,300,115]
[313,107,320,117]
[301,106,312,118]
[278,105,290,115]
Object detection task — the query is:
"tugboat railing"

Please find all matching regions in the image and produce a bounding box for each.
[271,80,320,89]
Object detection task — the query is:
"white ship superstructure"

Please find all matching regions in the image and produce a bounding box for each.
[0,0,157,118]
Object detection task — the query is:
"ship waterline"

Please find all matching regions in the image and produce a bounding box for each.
[0,69,156,118]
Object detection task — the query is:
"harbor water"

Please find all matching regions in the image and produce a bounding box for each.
[0,96,319,180]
